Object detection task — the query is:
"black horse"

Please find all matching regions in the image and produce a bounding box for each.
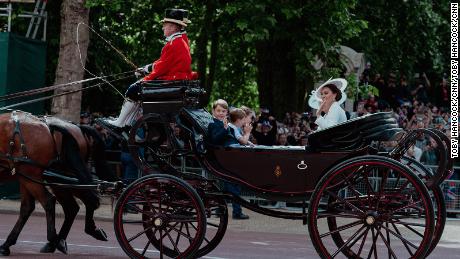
[40,124,119,254]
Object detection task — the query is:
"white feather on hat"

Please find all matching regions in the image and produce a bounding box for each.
[308,78,348,109]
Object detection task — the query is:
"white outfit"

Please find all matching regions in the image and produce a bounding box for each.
[315,102,347,130]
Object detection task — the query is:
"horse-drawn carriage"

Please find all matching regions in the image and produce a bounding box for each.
[0,80,452,259]
[111,80,453,258]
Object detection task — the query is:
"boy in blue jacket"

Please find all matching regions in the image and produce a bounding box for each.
[207,99,249,219]
[207,99,239,146]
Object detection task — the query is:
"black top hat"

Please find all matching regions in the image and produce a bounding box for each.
[161,8,191,27]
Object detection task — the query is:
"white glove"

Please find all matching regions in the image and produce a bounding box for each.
[134,64,153,78]
[134,68,143,78]
[141,64,153,73]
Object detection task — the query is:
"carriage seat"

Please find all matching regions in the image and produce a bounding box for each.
[179,108,307,153]
[141,80,204,116]
[179,108,214,136]
[308,112,402,151]
[141,80,203,101]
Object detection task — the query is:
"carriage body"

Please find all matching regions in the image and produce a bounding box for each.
[114,81,453,259]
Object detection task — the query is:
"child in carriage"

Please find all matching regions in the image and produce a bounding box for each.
[208,99,250,219]
[207,99,239,146]
[228,108,254,146]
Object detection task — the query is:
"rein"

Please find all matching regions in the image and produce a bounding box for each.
[0,74,133,111]
[0,71,135,103]
[15,170,100,190]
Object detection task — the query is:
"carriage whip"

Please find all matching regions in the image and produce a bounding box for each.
[77,22,139,99]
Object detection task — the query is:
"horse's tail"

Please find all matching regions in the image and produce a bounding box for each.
[49,125,93,184]
[79,125,119,182]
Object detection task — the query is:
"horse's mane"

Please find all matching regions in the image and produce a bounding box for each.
[79,125,119,182]
[48,124,93,184]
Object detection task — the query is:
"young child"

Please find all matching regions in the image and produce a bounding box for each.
[207,99,238,146]
[208,100,250,220]
[228,108,253,146]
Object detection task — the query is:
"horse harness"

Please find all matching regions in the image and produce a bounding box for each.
[0,111,56,175]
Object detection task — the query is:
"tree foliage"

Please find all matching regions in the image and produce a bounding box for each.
[43,0,450,116]
[348,0,450,79]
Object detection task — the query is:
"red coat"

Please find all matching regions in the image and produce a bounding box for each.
[143,33,197,81]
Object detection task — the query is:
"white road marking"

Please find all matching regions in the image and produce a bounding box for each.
[249,241,270,246]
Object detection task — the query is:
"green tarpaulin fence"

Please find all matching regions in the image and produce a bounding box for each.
[0,32,46,199]
[0,32,45,114]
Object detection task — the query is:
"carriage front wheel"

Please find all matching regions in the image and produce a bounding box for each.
[308,155,435,259]
[114,174,206,258]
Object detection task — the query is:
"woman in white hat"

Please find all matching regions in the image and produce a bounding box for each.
[309,78,348,130]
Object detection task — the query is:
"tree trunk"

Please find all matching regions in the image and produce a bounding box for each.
[203,20,219,105]
[256,38,297,119]
[51,0,89,122]
[196,1,215,92]
[255,41,273,111]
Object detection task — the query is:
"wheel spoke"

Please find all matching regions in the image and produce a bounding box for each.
[357,227,370,257]
[125,203,155,217]
[390,220,425,228]
[376,225,398,259]
[157,183,162,212]
[331,225,367,258]
[317,212,362,219]
[175,223,184,247]
[207,221,220,228]
[390,222,414,256]
[375,169,389,210]
[336,172,369,210]
[185,222,192,244]
[327,190,364,215]
[127,224,155,243]
[379,223,419,249]
[141,189,159,214]
[141,238,151,256]
[169,224,194,241]
[367,227,378,259]
[363,172,375,208]
[393,173,401,189]
[348,226,369,248]
[385,200,423,216]
[386,222,391,259]
[159,229,164,259]
[390,220,424,238]
[165,230,181,254]
[320,220,364,238]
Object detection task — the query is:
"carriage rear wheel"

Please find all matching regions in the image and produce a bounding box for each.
[114,174,206,258]
[194,190,228,257]
[401,155,446,256]
[308,156,434,259]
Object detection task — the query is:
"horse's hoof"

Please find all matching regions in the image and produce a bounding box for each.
[0,245,10,256]
[40,242,56,253]
[56,239,67,255]
[86,228,108,241]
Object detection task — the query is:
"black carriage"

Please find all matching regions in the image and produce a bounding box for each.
[112,80,453,259]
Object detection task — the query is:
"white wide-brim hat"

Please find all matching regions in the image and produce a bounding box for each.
[308,77,348,109]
